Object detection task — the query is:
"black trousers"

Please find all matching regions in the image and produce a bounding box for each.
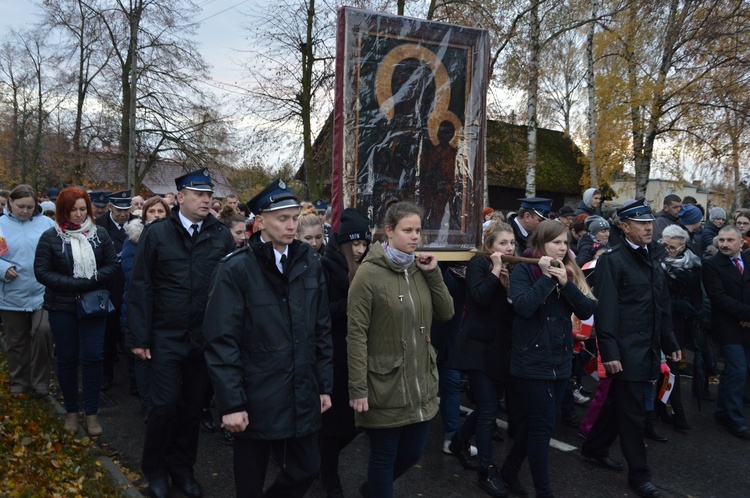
[141,351,211,481]
[582,379,651,485]
[233,433,320,498]
[102,310,121,382]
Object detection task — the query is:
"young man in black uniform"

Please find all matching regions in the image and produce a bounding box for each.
[581,199,681,498]
[96,190,133,391]
[128,169,236,498]
[204,179,333,497]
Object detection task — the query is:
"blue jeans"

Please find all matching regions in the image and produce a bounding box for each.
[48,311,106,415]
[716,344,750,428]
[643,381,656,412]
[502,378,566,498]
[438,366,462,439]
[459,370,499,467]
[365,421,431,498]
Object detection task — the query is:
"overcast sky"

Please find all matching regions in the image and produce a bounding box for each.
[0,0,254,84]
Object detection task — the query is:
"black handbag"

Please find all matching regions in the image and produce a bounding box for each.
[77,290,115,319]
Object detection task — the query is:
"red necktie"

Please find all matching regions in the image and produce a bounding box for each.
[733,257,744,275]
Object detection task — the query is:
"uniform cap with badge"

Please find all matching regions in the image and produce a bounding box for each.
[88,190,111,208]
[107,190,132,210]
[617,198,655,221]
[312,198,328,213]
[175,168,215,192]
[518,197,553,219]
[247,179,301,215]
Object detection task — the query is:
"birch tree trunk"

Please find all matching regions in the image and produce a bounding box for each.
[525,0,540,198]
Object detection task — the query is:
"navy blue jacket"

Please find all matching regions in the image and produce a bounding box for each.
[509,263,595,380]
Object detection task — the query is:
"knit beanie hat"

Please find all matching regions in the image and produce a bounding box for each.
[336,208,372,245]
[678,204,703,226]
[709,207,726,221]
[587,216,610,236]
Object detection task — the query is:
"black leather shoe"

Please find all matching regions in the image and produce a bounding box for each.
[147,475,170,498]
[173,476,203,498]
[100,378,113,392]
[200,409,217,433]
[729,424,750,439]
[221,427,234,445]
[630,481,662,497]
[449,434,480,471]
[581,450,624,471]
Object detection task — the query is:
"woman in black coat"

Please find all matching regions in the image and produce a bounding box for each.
[450,222,516,497]
[34,187,118,436]
[318,208,371,498]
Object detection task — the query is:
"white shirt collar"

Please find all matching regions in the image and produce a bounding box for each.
[625,238,647,252]
[513,217,528,237]
[260,235,289,273]
[178,211,203,234]
[109,212,127,230]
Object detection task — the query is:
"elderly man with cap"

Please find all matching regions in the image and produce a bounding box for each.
[128,168,235,498]
[508,197,552,254]
[204,178,333,498]
[581,199,681,498]
[96,190,135,392]
[88,190,110,218]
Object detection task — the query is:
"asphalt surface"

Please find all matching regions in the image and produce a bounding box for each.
[91,355,749,498]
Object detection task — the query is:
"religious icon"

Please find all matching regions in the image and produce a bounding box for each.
[332,8,489,249]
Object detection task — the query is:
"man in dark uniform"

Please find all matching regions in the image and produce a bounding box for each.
[581,199,681,498]
[507,197,551,254]
[128,168,235,498]
[204,179,333,497]
[89,190,110,218]
[96,190,133,391]
[313,198,331,243]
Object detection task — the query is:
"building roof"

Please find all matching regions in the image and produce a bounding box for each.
[304,116,585,196]
[83,154,234,198]
[486,121,585,194]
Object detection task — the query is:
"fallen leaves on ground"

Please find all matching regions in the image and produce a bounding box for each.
[0,356,123,497]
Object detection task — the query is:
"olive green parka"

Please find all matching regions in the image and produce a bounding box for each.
[347,243,454,428]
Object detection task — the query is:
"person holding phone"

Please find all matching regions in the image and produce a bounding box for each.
[347,201,454,498]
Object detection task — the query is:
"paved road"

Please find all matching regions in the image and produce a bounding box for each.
[95,357,749,497]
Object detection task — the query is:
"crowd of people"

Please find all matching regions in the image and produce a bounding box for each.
[0,177,748,498]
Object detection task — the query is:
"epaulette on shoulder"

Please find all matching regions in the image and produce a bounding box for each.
[221,245,250,262]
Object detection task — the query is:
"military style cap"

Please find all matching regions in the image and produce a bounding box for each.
[617,198,655,221]
[88,190,111,208]
[518,197,552,219]
[312,198,328,212]
[107,190,132,209]
[175,168,215,192]
[247,179,301,215]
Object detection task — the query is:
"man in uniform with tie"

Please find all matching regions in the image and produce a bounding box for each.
[97,190,133,391]
[702,225,750,440]
[128,168,235,498]
[581,199,682,498]
[204,179,333,497]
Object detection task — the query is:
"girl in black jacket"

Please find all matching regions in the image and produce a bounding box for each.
[319,208,371,498]
[34,188,118,436]
[501,220,596,498]
[450,222,516,497]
